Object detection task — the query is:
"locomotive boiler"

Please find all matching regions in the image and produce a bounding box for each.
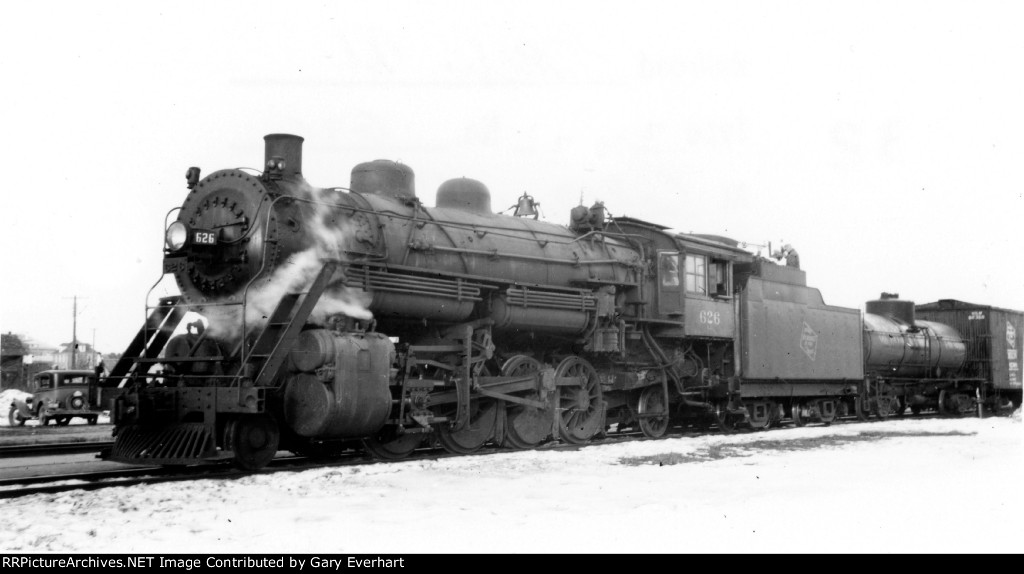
[100,133,1019,470]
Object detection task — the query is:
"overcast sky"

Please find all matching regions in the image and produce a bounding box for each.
[2,1,1022,353]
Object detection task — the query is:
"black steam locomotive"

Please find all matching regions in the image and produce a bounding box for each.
[100,134,1022,469]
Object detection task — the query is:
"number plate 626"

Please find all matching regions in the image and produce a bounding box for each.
[193,231,217,245]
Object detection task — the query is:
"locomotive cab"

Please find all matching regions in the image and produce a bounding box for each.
[670,235,745,340]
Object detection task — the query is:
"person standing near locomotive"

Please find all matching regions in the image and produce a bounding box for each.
[774,244,800,268]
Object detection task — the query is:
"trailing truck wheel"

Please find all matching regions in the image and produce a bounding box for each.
[638,385,669,439]
[8,406,25,427]
[712,404,737,432]
[225,416,280,471]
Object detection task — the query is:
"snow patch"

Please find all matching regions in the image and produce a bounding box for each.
[2,415,1022,553]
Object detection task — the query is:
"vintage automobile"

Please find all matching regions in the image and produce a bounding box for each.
[8,369,105,426]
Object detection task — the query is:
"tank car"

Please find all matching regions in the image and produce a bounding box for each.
[858,293,973,416]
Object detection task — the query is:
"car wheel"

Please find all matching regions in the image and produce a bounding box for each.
[8,406,26,427]
[88,416,98,426]
[38,412,49,426]
[56,417,71,426]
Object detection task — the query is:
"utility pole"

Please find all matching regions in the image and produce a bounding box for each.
[64,296,87,369]
[72,296,78,369]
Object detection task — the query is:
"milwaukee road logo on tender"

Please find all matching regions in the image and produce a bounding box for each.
[800,322,818,361]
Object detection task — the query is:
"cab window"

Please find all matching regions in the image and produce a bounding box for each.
[659,253,680,287]
[685,254,707,295]
[712,259,730,296]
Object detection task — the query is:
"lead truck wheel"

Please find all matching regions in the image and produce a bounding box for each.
[363,429,422,460]
[225,416,280,470]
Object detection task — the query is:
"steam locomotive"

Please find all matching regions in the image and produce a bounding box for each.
[100,134,1023,470]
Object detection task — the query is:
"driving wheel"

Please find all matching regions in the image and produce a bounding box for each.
[438,400,499,455]
[554,356,606,444]
[501,355,551,449]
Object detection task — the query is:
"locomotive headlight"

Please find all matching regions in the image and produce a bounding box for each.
[166,221,188,252]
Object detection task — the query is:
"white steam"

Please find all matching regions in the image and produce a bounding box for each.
[244,248,373,328]
[202,183,373,342]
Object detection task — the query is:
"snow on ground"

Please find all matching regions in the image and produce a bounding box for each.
[0,389,32,413]
[2,412,1021,554]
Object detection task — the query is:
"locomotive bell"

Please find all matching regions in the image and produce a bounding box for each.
[513,192,539,218]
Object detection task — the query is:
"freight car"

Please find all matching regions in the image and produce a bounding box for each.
[915,299,1022,413]
[99,134,1011,470]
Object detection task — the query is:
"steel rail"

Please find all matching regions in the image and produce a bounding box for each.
[0,441,116,458]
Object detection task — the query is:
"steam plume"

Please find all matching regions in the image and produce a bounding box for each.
[203,183,373,341]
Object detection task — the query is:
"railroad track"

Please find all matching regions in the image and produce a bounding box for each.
[0,452,365,500]
[0,411,958,500]
[0,441,115,458]
[0,431,663,500]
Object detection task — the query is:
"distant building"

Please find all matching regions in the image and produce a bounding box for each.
[54,342,101,370]
[2,333,28,389]
[2,333,118,389]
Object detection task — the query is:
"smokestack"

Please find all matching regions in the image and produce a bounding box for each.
[264,133,304,179]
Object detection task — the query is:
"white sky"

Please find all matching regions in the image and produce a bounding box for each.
[2,413,1021,553]
[2,1,1023,352]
